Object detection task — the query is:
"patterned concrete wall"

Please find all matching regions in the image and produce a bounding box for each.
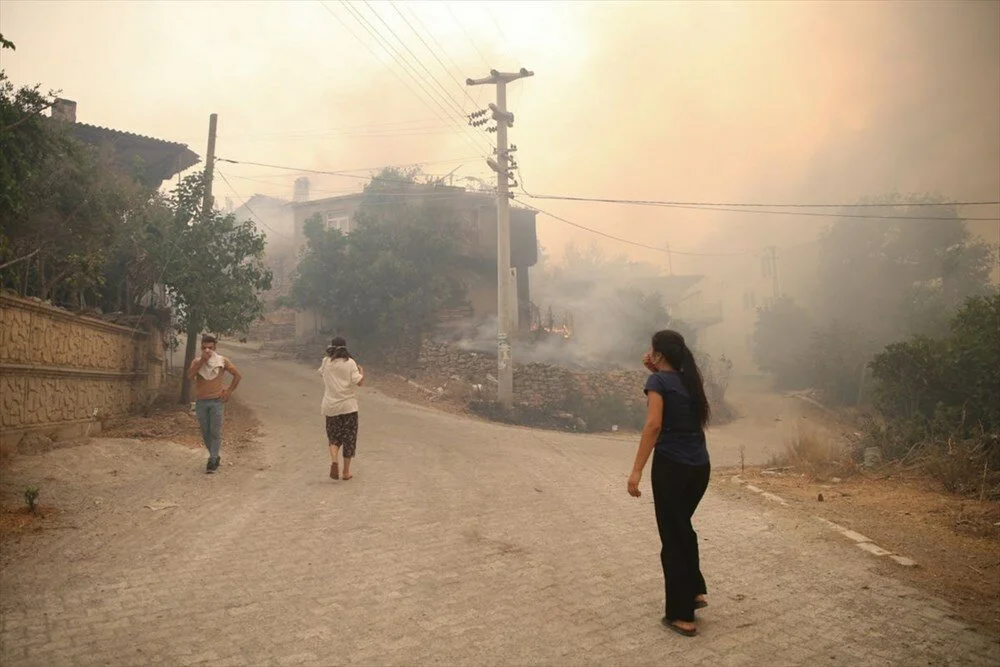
[0,294,165,453]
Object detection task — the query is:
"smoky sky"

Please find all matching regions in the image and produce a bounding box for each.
[2,1,997,274]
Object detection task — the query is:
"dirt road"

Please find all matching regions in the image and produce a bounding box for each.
[1,348,996,666]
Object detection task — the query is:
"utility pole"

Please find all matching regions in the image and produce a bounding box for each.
[181,113,218,405]
[201,113,218,219]
[467,68,533,409]
[768,245,780,301]
[666,243,674,276]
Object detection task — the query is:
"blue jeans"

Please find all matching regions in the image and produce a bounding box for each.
[195,399,225,459]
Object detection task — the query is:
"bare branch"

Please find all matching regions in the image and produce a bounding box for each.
[0,248,40,271]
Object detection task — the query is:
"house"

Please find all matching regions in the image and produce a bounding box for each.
[242,177,539,342]
[51,99,199,189]
[230,194,297,302]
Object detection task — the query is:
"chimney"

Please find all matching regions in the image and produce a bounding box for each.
[51,98,77,123]
[293,177,310,203]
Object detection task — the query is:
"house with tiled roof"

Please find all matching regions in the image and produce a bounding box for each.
[51,99,199,188]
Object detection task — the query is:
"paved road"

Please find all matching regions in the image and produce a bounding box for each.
[1,350,997,666]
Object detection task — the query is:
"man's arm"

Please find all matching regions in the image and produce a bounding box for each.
[187,357,205,381]
[221,360,242,400]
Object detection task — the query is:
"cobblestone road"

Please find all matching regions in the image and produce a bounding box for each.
[1,350,997,666]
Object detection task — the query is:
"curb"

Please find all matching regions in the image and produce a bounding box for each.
[730,475,918,568]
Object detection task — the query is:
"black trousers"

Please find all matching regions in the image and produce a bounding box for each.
[651,453,711,622]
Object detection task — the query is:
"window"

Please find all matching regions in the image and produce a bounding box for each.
[325,212,350,233]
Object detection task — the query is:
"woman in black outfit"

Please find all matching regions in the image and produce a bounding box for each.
[628,330,711,637]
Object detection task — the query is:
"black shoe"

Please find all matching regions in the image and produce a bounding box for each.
[206,457,215,474]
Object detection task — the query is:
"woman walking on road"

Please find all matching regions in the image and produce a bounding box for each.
[319,337,364,481]
[628,330,712,637]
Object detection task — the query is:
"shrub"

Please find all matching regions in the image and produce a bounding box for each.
[867,293,1000,493]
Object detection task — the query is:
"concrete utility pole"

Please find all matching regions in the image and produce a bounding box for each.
[768,245,780,301]
[201,113,218,219]
[181,113,218,405]
[467,68,533,409]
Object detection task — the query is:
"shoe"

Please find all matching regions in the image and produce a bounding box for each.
[206,457,215,474]
[662,617,697,637]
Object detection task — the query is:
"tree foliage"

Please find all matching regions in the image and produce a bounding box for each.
[868,294,1000,488]
[871,294,1000,437]
[813,194,994,341]
[290,167,465,357]
[753,195,995,405]
[155,172,273,336]
[752,296,813,389]
[0,57,169,312]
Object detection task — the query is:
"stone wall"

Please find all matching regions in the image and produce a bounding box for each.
[417,340,647,408]
[0,293,166,456]
[249,307,296,342]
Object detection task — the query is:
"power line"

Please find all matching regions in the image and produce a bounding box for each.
[400,2,481,107]
[485,5,516,63]
[519,189,1000,220]
[447,3,491,70]
[317,1,489,158]
[513,198,756,257]
[391,2,479,108]
[338,0,493,157]
[217,169,294,241]
[221,115,468,139]
[220,124,470,142]
[215,156,481,180]
[521,191,1000,209]
[363,0,476,118]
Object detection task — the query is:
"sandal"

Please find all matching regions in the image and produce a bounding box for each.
[662,618,697,637]
[342,473,353,481]
[694,599,708,610]
[330,462,339,479]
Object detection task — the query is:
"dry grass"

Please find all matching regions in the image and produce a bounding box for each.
[102,373,261,453]
[769,423,855,477]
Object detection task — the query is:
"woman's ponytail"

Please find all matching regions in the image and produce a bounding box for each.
[651,330,711,427]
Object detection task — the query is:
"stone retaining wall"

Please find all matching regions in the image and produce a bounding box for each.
[0,293,166,456]
[417,340,647,408]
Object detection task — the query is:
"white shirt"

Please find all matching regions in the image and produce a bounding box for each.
[318,357,363,417]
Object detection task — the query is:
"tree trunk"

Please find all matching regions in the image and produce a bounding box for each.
[179,317,200,404]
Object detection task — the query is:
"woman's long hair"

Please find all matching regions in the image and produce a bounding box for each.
[326,336,351,361]
[651,330,711,427]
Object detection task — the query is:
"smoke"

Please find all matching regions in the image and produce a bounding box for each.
[432,242,684,370]
[517,1,1000,268]
[4,1,996,317]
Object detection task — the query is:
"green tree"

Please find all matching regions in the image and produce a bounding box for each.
[1,58,161,310]
[813,194,994,342]
[869,293,1000,475]
[154,173,273,402]
[290,167,465,358]
[754,194,995,405]
[752,296,813,389]
[872,294,1000,434]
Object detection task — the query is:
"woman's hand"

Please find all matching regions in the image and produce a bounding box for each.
[642,352,658,373]
[627,469,642,497]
